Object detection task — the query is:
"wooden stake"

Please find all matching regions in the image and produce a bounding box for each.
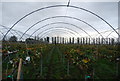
[17,58,22,81]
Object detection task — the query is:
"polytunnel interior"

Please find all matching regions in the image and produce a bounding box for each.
[2,2,119,40]
[1,2,120,80]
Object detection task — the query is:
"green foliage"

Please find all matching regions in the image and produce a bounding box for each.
[2,43,118,79]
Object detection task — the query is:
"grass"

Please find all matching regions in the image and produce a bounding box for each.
[93,59,116,79]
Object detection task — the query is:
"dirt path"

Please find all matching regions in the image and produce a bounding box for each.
[46,47,55,79]
[46,46,65,79]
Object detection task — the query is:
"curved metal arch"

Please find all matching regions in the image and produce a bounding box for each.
[41,33,73,39]
[0,25,17,37]
[106,31,115,38]
[0,25,30,41]
[30,26,81,38]
[0,30,10,44]
[0,29,13,49]
[106,30,118,38]
[3,5,119,39]
[0,27,19,46]
[20,22,92,40]
[20,16,104,40]
[37,27,79,38]
[0,25,30,44]
[39,29,76,38]
[0,30,4,38]
[0,25,20,37]
[95,28,118,38]
[41,31,75,38]
[105,28,118,38]
[0,24,33,39]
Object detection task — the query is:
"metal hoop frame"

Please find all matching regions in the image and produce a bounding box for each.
[3,5,119,39]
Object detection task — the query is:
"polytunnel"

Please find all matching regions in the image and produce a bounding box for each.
[1,1,120,80]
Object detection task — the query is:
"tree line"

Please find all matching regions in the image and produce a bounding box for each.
[3,36,119,45]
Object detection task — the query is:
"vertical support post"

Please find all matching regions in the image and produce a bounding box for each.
[17,58,22,81]
[88,38,90,45]
[116,62,119,77]
[40,54,42,76]
[109,38,111,45]
[93,38,95,45]
[96,38,97,45]
[86,37,88,45]
[98,38,100,45]
[67,60,69,76]
[85,74,87,81]
[93,68,95,81]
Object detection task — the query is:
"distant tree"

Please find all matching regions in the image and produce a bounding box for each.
[72,37,74,44]
[69,37,71,44]
[52,37,54,44]
[47,37,50,43]
[9,36,17,42]
[62,37,64,44]
[77,37,79,44]
[25,38,34,44]
[55,37,57,44]
[39,38,44,43]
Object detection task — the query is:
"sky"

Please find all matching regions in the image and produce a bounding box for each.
[0,1,119,40]
[0,0,120,2]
